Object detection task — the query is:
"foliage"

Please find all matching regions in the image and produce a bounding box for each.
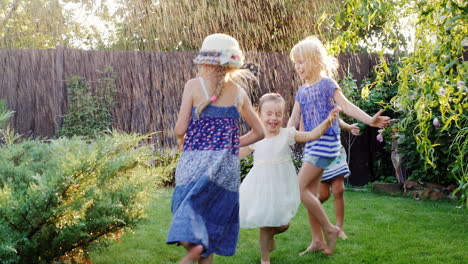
[330,0,467,206]
[0,100,14,128]
[150,148,179,187]
[0,0,105,49]
[0,131,156,263]
[240,155,254,181]
[0,99,20,146]
[338,70,398,182]
[58,67,116,139]
[329,0,409,54]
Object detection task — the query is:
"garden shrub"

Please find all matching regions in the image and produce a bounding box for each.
[0,100,20,145]
[329,0,467,206]
[339,70,398,183]
[0,131,156,263]
[58,67,116,138]
[150,148,179,187]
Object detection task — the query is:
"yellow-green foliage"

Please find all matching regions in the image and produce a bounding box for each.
[0,131,157,263]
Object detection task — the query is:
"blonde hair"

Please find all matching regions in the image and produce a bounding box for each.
[290,36,338,78]
[195,65,256,117]
[257,93,286,114]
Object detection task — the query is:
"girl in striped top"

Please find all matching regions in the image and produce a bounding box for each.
[287,36,390,255]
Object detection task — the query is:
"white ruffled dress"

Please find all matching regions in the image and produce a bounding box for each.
[239,127,301,228]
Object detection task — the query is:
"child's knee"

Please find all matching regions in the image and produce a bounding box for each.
[318,192,330,203]
[278,224,290,233]
[332,184,345,197]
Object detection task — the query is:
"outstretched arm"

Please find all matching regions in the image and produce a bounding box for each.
[334,90,390,128]
[339,119,360,136]
[239,90,264,147]
[294,106,342,143]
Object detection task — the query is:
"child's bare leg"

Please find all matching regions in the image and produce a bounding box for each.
[269,224,289,252]
[198,254,213,264]
[318,182,331,203]
[259,227,273,264]
[331,177,347,239]
[300,183,327,255]
[298,162,340,255]
[179,242,203,264]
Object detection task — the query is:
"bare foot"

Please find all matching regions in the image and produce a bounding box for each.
[180,244,203,264]
[260,259,270,264]
[298,241,326,256]
[323,226,341,255]
[338,230,348,240]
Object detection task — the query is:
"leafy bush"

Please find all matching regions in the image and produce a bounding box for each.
[58,67,116,138]
[0,100,20,145]
[330,0,467,206]
[150,148,179,187]
[0,131,156,263]
[339,70,398,183]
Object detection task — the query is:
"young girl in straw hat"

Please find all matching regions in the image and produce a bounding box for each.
[166,33,264,264]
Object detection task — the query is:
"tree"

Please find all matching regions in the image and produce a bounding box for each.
[0,0,107,49]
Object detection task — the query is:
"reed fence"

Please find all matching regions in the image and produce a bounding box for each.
[0,48,381,184]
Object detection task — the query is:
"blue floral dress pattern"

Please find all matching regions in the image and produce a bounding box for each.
[167,105,240,257]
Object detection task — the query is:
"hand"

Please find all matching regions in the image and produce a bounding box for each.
[177,136,184,151]
[348,123,360,136]
[370,109,390,128]
[328,106,342,124]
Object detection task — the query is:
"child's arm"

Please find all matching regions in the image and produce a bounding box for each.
[287,101,302,128]
[174,81,194,150]
[294,106,341,143]
[239,147,253,158]
[239,90,265,147]
[339,119,360,136]
[334,90,390,128]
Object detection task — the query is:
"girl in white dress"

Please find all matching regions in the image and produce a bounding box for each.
[239,93,340,264]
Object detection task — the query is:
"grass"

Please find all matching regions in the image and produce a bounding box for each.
[90,188,468,264]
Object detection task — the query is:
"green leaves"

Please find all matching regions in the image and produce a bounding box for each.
[0,132,156,263]
[58,67,116,139]
[330,0,468,206]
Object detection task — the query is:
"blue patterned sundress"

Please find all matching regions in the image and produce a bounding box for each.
[167,104,241,257]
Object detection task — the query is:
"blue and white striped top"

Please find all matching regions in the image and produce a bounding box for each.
[295,78,341,158]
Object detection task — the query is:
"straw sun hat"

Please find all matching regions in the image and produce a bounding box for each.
[193,33,244,69]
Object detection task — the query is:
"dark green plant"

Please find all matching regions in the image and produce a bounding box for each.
[339,70,398,183]
[151,148,180,187]
[58,67,116,138]
[0,131,155,263]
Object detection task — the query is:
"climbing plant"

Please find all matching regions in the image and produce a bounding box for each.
[329,0,467,205]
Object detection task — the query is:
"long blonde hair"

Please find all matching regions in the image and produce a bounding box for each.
[290,36,338,78]
[195,65,256,117]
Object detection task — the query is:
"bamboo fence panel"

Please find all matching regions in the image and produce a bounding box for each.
[0,48,379,148]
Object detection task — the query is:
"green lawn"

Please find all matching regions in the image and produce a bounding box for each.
[90,188,468,264]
